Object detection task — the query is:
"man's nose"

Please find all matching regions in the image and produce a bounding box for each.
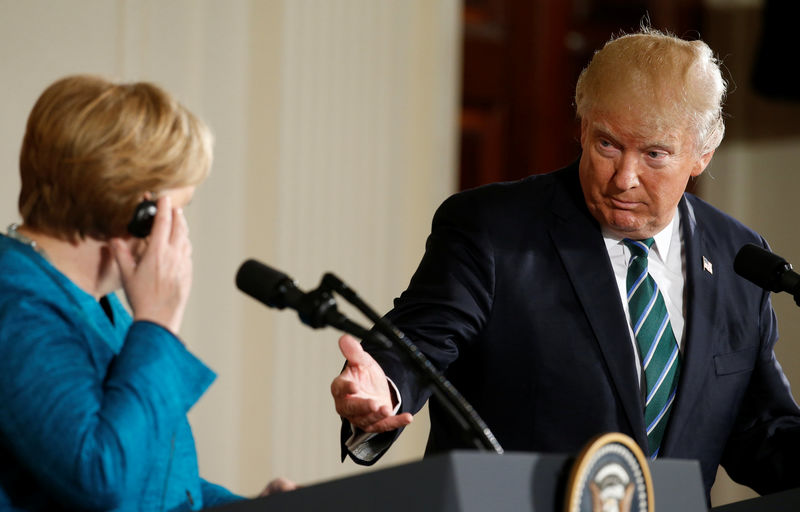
[613,152,640,190]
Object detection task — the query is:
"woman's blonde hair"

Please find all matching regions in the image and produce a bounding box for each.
[575,27,726,155]
[18,74,213,241]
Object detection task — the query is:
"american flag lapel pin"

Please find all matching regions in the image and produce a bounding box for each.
[703,256,713,275]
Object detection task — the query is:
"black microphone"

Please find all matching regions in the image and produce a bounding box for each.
[236,259,504,454]
[235,259,372,335]
[734,244,800,305]
[236,259,303,310]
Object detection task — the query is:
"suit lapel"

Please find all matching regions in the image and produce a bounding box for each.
[547,170,648,451]
[661,196,719,454]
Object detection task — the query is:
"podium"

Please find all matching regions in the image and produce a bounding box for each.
[209,451,709,511]
[710,487,800,511]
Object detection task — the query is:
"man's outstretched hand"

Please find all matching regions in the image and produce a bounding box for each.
[330,334,413,433]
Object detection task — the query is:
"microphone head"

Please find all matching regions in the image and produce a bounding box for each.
[734,243,791,292]
[235,259,295,309]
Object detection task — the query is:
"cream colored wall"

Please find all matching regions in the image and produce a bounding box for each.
[228,0,460,491]
[0,0,458,496]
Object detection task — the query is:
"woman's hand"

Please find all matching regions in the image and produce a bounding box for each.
[258,477,298,497]
[111,195,193,335]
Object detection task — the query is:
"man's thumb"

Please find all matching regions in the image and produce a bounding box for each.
[338,334,369,366]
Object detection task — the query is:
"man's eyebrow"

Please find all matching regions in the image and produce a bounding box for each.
[591,124,619,142]
[591,123,676,151]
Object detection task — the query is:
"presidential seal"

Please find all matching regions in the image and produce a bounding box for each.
[564,433,654,512]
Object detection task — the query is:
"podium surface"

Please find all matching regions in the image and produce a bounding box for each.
[211,451,707,511]
[711,487,800,511]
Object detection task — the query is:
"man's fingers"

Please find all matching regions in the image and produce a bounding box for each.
[330,375,359,398]
[337,397,413,431]
[334,395,382,419]
[338,334,372,367]
[362,413,414,433]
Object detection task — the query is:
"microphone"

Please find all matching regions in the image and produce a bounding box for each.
[734,244,800,305]
[236,259,367,333]
[235,259,504,454]
[236,259,303,310]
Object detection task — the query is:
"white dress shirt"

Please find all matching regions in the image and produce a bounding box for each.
[602,209,686,390]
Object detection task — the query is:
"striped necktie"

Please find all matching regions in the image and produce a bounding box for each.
[623,238,681,458]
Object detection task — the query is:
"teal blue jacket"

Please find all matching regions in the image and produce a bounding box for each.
[0,234,242,510]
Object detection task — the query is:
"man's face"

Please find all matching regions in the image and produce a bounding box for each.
[578,109,713,240]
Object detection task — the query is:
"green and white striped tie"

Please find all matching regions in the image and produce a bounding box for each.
[624,238,681,458]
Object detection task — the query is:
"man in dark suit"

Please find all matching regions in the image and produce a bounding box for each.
[330,28,800,497]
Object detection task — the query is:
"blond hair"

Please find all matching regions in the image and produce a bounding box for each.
[575,28,726,155]
[18,74,213,241]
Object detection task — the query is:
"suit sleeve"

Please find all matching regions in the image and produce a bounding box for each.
[720,251,800,493]
[0,299,216,510]
[343,191,497,464]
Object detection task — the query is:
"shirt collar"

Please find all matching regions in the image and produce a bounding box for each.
[602,208,681,262]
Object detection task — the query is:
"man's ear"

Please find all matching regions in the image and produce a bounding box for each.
[692,149,715,177]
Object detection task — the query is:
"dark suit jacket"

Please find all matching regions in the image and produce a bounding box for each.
[350,162,800,497]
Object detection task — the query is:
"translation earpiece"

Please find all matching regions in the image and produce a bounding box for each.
[127,200,157,238]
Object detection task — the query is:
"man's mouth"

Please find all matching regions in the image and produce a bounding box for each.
[609,197,640,210]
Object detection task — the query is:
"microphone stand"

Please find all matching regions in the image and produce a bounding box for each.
[317,273,504,455]
[236,258,497,452]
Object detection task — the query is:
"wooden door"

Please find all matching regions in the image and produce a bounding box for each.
[459,0,703,190]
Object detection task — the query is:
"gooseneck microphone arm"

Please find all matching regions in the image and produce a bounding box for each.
[236,259,503,454]
[321,273,504,454]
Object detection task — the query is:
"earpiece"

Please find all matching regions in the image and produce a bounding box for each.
[127,200,157,238]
